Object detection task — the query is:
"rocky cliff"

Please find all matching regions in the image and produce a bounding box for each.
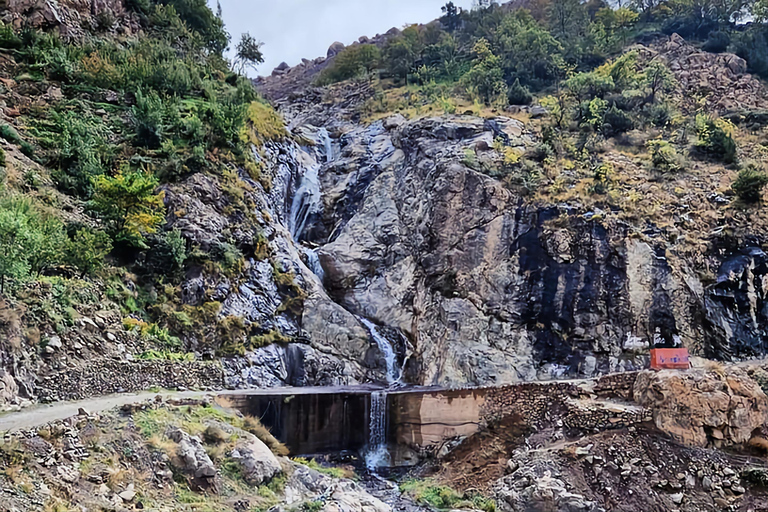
[222,37,768,387]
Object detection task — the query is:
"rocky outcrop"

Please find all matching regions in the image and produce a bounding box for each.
[650,33,768,113]
[2,0,141,38]
[494,464,605,512]
[231,435,282,485]
[280,463,391,512]
[633,368,768,447]
[314,113,690,385]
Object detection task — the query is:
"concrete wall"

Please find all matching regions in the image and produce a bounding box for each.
[219,372,643,459]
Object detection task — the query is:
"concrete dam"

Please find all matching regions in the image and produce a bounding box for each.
[215,372,642,468]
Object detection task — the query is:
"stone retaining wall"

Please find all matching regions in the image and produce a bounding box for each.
[36,360,225,402]
[480,372,640,425]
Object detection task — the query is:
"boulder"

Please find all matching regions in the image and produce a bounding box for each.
[327,42,346,58]
[168,428,219,491]
[633,368,768,447]
[230,435,282,485]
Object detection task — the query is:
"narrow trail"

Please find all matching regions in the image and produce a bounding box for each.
[0,390,213,432]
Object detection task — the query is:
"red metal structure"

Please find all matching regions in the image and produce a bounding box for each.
[650,348,690,370]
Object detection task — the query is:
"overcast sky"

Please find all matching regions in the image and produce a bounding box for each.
[217,0,476,76]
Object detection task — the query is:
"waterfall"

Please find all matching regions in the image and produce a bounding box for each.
[359,318,400,384]
[289,161,321,241]
[318,127,334,163]
[303,247,325,283]
[365,390,390,471]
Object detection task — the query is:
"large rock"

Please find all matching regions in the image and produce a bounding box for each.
[168,428,219,491]
[327,42,346,58]
[231,435,282,485]
[633,368,768,447]
[278,463,390,512]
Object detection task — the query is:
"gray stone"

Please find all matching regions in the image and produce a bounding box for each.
[230,435,282,485]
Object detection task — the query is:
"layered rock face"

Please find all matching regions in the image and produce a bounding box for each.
[212,78,768,387]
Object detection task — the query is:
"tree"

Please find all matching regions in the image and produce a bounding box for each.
[317,44,381,84]
[461,38,507,105]
[26,215,68,276]
[0,201,31,293]
[441,2,462,31]
[548,0,589,58]
[158,0,230,54]
[641,60,676,104]
[496,10,566,87]
[507,78,533,105]
[235,32,264,75]
[67,228,113,277]
[90,169,166,248]
[383,27,424,80]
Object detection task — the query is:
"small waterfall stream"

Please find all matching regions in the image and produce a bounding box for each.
[281,126,405,472]
[365,390,390,471]
[303,247,325,283]
[358,318,406,472]
[288,161,321,242]
[359,317,400,384]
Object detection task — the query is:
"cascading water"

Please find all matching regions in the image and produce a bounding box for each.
[289,161,321,241]
[303,247,325,283]
[365,390,390,471]
[359,318,400,384]
[318,127,334,163]
[359,318,405,472]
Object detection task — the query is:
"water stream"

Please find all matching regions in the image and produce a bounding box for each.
[359,318,400,384]
[303,247,325,283]
[365,390,390,471]
[289,161,321,242]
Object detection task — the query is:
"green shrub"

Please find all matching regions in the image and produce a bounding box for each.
[703,31,731,53]
[0,196,71,291]
[317,44,381,85]
[144,229,187,278]
[732,164,768,202]
[89,169,166,248]
[66,228,112,277]
[0,23,22,50]
[602,104,634,135]
[507,78,533,105]
[647,139,684,173]
[695,114,738,163]
[131,89,166,149]
[400,479,496,512]
[48,111,113,198]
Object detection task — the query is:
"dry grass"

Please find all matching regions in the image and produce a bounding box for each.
[242,415,290,456]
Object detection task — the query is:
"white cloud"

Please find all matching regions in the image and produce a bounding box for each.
[217,0,475,76]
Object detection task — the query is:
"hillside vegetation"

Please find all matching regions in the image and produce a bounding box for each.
[0,0,291,369]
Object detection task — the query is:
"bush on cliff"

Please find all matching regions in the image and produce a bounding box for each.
[732,164,768,203]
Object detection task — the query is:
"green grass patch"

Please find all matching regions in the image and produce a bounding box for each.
[292,457,354,479]
[400,479,496,512]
